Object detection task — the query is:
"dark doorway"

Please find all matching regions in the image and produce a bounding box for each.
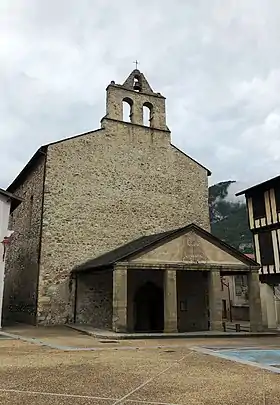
[134,282,164,332]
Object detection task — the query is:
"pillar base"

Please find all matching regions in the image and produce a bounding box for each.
[164,323,178,333]
[248,271,263,332]
[209,321,223,332]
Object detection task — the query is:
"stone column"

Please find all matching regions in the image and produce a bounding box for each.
[164,269,177,333]
[112,265,127,333]
[248,271,263,332]
[260,283,277,329]
[208,270,223,331]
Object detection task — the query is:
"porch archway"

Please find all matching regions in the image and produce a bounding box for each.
[133,281,164,332]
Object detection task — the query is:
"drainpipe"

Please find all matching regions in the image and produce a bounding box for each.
[221,278,232,322]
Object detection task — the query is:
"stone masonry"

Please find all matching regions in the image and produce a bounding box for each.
[75,271,112,328]
[3,154,45,324]
[5,70,211,325]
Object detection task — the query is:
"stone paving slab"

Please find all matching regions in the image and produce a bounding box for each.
[1,336,280,404]
[0,392,113,405]
[3,325,280,351]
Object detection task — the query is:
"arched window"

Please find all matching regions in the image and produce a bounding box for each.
[143,102,153,127]
[122,97,133,122]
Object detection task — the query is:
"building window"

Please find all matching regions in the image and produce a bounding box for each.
[259,231,274,266]
[252,193,266,219]
[274,186,280,213]
[235,275,247,297]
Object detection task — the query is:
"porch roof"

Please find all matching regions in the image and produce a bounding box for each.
[72,223,259,274]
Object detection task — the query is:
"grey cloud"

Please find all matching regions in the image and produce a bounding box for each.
[1,0,280,189]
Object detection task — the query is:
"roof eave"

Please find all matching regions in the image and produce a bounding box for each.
[72,264,113,274]
[236,174,280,197]
[7,146,47,193]
[170,144,211,176]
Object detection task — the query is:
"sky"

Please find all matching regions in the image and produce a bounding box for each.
[1,0,280,192]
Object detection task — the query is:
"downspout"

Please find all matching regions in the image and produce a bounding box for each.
[221,278,232,322]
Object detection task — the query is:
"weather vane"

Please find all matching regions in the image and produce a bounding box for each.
[133,60,139,70]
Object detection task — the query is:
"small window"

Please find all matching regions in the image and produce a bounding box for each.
[235,275,247,296]
[251,193,265,219]
[259,231,274,266]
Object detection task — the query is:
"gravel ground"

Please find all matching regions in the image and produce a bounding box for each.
[0,327,280,404]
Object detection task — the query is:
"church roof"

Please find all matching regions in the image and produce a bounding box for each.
[72,223,258,274]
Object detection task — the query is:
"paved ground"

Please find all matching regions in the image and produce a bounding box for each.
[1,326,280,404]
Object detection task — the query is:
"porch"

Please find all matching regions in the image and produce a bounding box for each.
[71,223,263,334]
[112,262,263,334]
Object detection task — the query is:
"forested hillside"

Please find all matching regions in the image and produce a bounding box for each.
[209,181,253,253]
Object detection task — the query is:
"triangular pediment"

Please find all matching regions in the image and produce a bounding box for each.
[73,223,258,274]
[128,224,257,268]
[122,69,154,94]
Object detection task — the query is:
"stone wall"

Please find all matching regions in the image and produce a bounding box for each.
[75,270,112,328]
[37,78,210,324]
[105,84,168,130]
[177,271,209,331]
[3,155,45,324]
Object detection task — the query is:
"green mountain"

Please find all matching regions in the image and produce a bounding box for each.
[209,181,253,253]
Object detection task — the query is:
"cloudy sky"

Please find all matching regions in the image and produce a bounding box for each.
[1,0,280,191]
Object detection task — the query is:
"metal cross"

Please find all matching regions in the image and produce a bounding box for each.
[133,60,139,69]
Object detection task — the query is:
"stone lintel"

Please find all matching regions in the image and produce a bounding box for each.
[116,261,258,272]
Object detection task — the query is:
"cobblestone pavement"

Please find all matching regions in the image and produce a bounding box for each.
[1,326,280,404]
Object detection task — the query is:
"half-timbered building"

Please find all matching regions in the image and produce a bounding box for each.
[237,175,280,280]
[237,176,280,329]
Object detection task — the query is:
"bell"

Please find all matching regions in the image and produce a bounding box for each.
[133,79,142,91]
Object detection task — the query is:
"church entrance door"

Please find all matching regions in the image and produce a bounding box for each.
[134,282,164,332]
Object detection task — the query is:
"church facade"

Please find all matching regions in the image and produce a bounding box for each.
[3,70,263,332]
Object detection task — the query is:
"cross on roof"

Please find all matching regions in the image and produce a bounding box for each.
[133,60,139,70]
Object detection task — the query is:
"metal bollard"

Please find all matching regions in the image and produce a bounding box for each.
[236,323,241,332]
